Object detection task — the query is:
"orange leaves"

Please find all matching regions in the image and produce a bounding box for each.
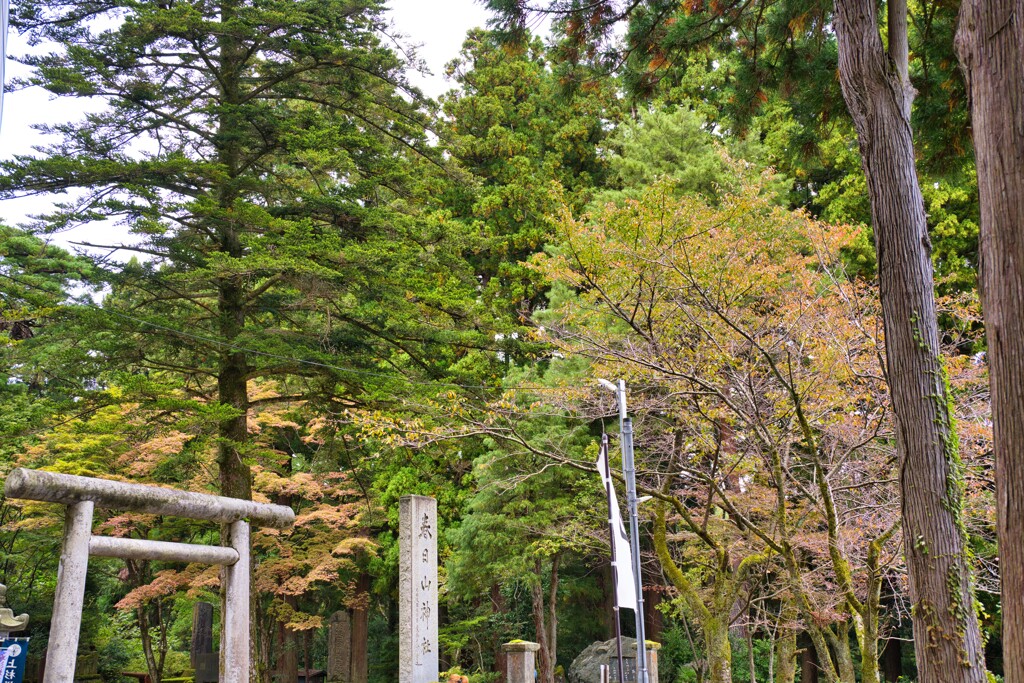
[120,431,190,477]
[276,557,344,597]
[682,0,706,16]
[116,567,201,611]
[648,54,669,71]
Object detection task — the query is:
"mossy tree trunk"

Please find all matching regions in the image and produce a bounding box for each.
[775,614,797,683]
[654,501,748,683]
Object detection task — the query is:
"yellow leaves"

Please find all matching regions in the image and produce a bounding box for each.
[332,536,377,557]
[283,612,324,632]
[294,501,361,530]
[120,431,190,477]
[254,470,325,502]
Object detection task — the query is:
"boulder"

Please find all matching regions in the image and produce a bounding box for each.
[569,638,639,683]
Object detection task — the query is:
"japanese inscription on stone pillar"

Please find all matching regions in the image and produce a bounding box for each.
[399,495,438,683]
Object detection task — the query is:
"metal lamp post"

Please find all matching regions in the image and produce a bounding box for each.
[599,379,649,683]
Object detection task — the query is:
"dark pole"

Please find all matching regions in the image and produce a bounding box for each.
[618,382,648,683]
[602,435,627,683]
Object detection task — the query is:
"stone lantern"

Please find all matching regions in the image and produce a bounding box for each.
[0,584,28,638]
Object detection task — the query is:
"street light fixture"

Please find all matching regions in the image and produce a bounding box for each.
[598,379,650,683]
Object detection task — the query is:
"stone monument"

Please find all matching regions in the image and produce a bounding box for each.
[398,495,438,683]
[190,602,214,668]
[326,611,351,683]
[568,638,660,683]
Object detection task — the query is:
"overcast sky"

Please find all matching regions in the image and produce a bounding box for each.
[0,0,496,236]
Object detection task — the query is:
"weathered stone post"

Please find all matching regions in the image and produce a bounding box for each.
[502,642,540,683]
[45,500,94,683]
[399,495,437,683]
[326,610,351,683]
[646,642,660,682]
[222,520,250,683]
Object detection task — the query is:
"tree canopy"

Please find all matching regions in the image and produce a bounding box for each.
[0,1,1013,682]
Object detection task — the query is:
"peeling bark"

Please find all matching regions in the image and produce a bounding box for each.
[955,4,1024,681]
[832,2,986,680]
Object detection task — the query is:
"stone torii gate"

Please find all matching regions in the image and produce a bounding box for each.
[3,468,295,683]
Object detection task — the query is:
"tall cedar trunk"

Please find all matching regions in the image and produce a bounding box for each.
[351,574,370,683]
[215,0,251,503]
[531,559,554,683]
[831,3,987,680]
[955,5,1024,681]
[881,639,903,683]
[799,633,819,683]
[547,554,559,681]
[492,584,508,683]
[214,7,253,680]
[274,619,299,683]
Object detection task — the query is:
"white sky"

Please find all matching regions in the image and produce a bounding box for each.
[0,0,495,238]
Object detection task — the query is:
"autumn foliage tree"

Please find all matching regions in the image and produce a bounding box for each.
[523,172,911,683]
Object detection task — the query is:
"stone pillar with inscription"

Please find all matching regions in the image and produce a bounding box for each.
[327,610,351,683]
[399,495,438,683]
[190,602,214,668]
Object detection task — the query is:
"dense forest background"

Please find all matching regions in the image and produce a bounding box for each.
[0,1,1011,682]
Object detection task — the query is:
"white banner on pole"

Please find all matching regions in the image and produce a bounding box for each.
[597,441,638,610]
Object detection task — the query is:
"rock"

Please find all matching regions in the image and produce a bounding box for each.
[569,638,639,683]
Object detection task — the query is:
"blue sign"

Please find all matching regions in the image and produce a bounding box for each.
[0,638,29,683]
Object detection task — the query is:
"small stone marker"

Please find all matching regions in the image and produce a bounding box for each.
[398,495,438,683]
[326,611,351,683]
[503,641,540,683]
[190,602,214,668]
[195,652,219,683]
[610,656,636,683]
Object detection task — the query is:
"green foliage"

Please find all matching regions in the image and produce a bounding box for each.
[440,29,618,310]
[603,106,725,198]
[0,0,1000,678]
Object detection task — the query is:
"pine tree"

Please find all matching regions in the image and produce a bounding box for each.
[0,0,475,502]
